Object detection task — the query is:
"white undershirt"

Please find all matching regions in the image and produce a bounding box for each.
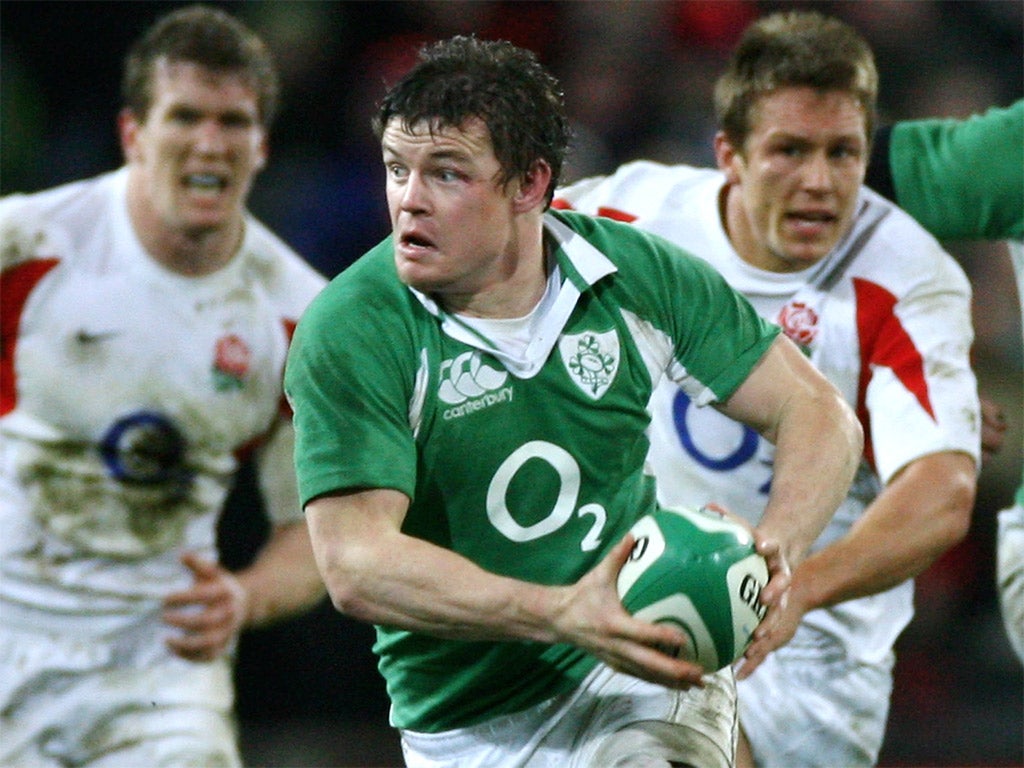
[453,265,562,361]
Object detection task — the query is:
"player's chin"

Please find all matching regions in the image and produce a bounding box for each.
[395,260,448,293]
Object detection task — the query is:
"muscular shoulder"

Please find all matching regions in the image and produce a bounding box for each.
[240,215,327,315]
[0,172,118,271]
[293,237,412,344]
[554,161,718,222]
[841,187,971,295]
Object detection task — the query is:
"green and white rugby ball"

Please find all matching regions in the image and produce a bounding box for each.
[617,505,768,672]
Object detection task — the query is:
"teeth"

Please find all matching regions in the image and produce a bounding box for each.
[186,174,223,191]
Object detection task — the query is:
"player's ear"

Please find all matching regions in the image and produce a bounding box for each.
[714,131,744,185]
[253,132,269,173]
[118,108,143,164]
[512,159,553,214]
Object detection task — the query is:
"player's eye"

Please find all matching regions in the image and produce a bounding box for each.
[220,112,256,130]
[168,107,202,126]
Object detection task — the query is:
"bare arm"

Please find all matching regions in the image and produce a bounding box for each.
[163,416,327,661]
[738,450,975,678]
[305,488,708,689]
[716,335,862,669]
[719,335,863,568]
[163,520,326,661]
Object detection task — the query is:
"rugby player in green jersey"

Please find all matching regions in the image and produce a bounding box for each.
[867,100,1024,664]
[285,35,862,768]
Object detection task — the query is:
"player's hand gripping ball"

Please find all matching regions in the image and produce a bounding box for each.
[617,505,768,672]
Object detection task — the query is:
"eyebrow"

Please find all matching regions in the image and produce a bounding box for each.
[382,142,474,165]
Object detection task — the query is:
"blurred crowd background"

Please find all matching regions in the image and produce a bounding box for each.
[2,1,1022,766]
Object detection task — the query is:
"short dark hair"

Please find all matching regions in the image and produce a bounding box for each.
[121,3,280,127]
[374,35,571,205]
[714,11,878,149]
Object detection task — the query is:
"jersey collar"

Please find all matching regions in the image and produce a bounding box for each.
[409,211,618,376]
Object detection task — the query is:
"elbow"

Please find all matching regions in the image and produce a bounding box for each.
[322,569,371,620]
[830,390,864,468]
[941,469,977,550]
[921,460,976,559]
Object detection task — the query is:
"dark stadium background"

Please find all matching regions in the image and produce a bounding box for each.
[2,2,1021,765]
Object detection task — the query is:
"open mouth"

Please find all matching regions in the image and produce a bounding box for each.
[401,231,436,250]
[183,173,228,197]
[786,211,836,236]
[788,210,835,224]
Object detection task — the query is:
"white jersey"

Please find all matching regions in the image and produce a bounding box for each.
[555,161,980,665]
[0,168,326,629]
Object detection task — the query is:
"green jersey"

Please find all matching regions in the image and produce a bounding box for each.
[876,100,1023,504]
[884,100,1023,243]
[285,209,779,731]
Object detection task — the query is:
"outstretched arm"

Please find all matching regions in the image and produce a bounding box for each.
[305,487,708,690]
[716,335,863,671]
[738,450,975,678]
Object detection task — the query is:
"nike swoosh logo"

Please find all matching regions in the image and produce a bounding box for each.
[75,329,121,343]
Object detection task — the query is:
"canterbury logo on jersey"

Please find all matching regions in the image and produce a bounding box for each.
[438,350,513,420]
[559,330,619,400]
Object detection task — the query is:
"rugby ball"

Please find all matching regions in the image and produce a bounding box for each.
[617,505,768,672]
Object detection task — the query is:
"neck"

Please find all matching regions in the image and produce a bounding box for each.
[126,173,242,277]
[443,222,551,319]
[721,181,769,271]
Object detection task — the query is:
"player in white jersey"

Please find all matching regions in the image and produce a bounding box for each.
[555,12,980,768]
[866,99,1024,664]
[0,6,327,766]
[285,36,863,768]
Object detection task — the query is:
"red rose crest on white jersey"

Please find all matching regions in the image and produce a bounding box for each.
[213,334,250,390]
[777,301,819,354]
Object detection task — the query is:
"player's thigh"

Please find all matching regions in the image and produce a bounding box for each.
[578,667,737,768]
[738,647,891,768]
[85,705,240,768]
[0,624,239,768]
[82,658,240,768]
[997,502,1024,661]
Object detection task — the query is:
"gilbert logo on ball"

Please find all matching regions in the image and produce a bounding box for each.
[617,505,768,672]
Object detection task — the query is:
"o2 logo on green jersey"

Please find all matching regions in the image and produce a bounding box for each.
[486,440,606,551]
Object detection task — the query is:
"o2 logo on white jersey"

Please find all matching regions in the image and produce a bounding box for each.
[672,390,772,495]
[99,411,192,494]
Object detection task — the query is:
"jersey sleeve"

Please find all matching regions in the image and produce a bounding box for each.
[879,101,1024,241]
[0,193,63,271]
[284,255,419,508]
[861,246,981,483]
[661,246,781,406]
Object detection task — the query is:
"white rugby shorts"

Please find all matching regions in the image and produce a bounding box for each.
[0,606,240,768]
[997,501,1024,663]
[738,640,893,768]
[400,663,737,768]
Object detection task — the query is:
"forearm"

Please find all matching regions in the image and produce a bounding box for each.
[236,520,328,628]
[758,386,862,567]
[306,490,565,644]
[794,451,975,610]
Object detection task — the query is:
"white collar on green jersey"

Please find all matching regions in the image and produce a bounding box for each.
[409,211,618,378]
